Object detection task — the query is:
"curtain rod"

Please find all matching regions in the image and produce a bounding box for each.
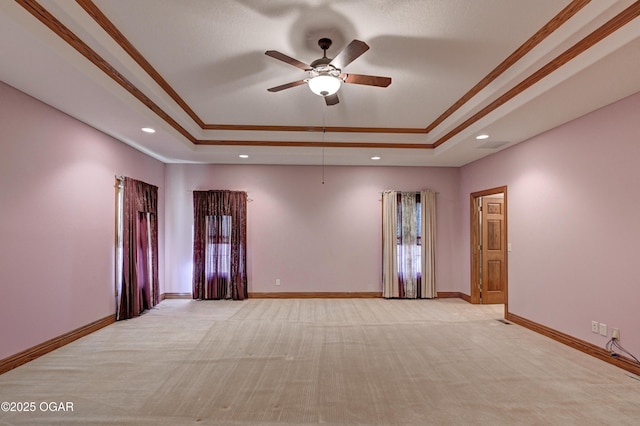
[190,189,253,202]
[380,190,439,194]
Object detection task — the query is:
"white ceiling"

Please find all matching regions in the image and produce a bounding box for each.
[1,0,639,166]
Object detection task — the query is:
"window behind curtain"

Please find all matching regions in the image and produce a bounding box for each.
[206,215,232,294]
[396,192,422,279]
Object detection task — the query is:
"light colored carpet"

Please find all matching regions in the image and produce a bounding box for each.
[1,298,639,425]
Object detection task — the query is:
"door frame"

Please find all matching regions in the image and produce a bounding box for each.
[470,186,508,312]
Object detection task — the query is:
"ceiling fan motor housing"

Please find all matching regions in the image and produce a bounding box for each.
[318,37,333,51]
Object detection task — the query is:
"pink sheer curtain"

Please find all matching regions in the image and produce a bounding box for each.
[118,177,159,320]
[193,190,247,300]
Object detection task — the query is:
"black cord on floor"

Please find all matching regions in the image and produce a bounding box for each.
[606,337,640,364]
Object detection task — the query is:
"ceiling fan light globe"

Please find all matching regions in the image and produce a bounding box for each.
[308,75,341,97]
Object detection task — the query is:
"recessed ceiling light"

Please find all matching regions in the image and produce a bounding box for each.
[239,154,249,159]
[141,127,156,133]
[475,134,489,140]
[371,156,381,160]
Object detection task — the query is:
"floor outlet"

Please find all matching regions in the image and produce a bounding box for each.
[591,321,599,333]
[275,279,281,286]
[612,328,620,340]
[599,323,607,337]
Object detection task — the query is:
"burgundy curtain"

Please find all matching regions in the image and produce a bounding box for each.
[119,177,159,320]
[193,190,247,300]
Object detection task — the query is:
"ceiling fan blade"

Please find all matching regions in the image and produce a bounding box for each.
[324,93,339,106]
[341,73,392,87]
[267,80,307,92]
[265,50,310,71]
[330,40,369,70]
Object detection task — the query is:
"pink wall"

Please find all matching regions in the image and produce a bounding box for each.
[164,164,461,295]
[0,82,165,360]
[460,91,640,357]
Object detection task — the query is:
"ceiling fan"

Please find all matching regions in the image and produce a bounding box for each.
[265,38,391,106]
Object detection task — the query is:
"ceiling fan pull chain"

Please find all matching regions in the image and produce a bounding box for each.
[322,108,326,184]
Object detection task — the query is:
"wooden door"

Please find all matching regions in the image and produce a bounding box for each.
[481,196,506,304]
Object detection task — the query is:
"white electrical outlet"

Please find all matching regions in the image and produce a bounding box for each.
[599,323,607,337]
[591,321,599,333]
[612,328,620,340]
[275,279,281,286]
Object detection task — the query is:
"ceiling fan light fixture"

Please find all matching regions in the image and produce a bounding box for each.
[308,74,341,97]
